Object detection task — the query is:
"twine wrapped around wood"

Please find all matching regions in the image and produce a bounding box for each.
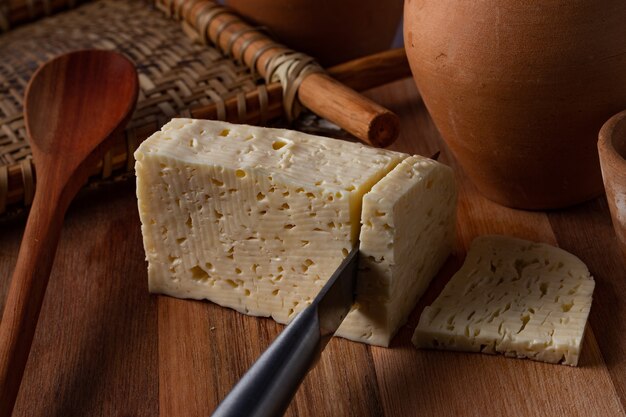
[169,0,324,122]
[264,52,323,121]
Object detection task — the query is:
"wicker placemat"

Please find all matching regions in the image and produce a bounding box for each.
[0,0,264,216]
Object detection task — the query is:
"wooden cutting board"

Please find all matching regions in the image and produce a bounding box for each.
[1,78,625,417]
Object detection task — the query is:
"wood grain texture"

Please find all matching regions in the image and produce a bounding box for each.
[3,182,159,417]
[548,199,626,407]
[0,78,625,416]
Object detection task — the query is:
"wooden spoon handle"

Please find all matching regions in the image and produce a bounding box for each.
[0,187,67,417]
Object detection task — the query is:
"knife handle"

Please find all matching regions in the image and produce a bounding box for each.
[211,305,322,417]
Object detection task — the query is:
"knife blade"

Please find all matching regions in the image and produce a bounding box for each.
[211,247,359,417]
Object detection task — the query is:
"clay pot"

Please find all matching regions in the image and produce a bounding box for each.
[598,110,626,260]
[225,0,403,67]
[404,1,626,209]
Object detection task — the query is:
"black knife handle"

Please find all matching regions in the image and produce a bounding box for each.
[211,305,322,417]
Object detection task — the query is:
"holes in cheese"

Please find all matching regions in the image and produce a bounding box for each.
[136,119,406,324]
[412,235,595,366]
[135,119,457,346]
[272,139,288,150]
[336,156,457,346]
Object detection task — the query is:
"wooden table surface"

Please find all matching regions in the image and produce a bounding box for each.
[2,78,626,417]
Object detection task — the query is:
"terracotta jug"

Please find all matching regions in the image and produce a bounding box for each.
[404,0,626,209]
[225,0,403,66]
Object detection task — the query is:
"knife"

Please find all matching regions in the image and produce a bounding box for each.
[211,247,359,417]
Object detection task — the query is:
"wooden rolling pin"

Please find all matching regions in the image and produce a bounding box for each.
[1,48,411,213]
[160,0,400,148]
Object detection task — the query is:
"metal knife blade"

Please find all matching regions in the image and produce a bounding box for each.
[315,246,359,349]
[211,247,359,417]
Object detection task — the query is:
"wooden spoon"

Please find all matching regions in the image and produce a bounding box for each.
[0,50,138,416]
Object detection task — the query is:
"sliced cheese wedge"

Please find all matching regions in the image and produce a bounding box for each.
[135,119,457,346]
[337,156,457,345]
[135,119,406,324]
[412,235,595,366]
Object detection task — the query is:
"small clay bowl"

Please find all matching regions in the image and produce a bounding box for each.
[598,110,626,259]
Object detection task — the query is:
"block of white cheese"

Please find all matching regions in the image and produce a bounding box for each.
[412,235,595,366]
[336,156,457,346]
[135,119,406,324]
[135,118,458,346]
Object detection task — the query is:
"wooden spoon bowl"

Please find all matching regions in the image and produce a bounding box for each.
[0,50,138,416]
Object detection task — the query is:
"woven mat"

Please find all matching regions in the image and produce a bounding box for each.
[0,0,263,216]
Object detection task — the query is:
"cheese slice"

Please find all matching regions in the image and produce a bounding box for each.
[337,156,457,345]
[412,235,595,366]
[135,119,406,324]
